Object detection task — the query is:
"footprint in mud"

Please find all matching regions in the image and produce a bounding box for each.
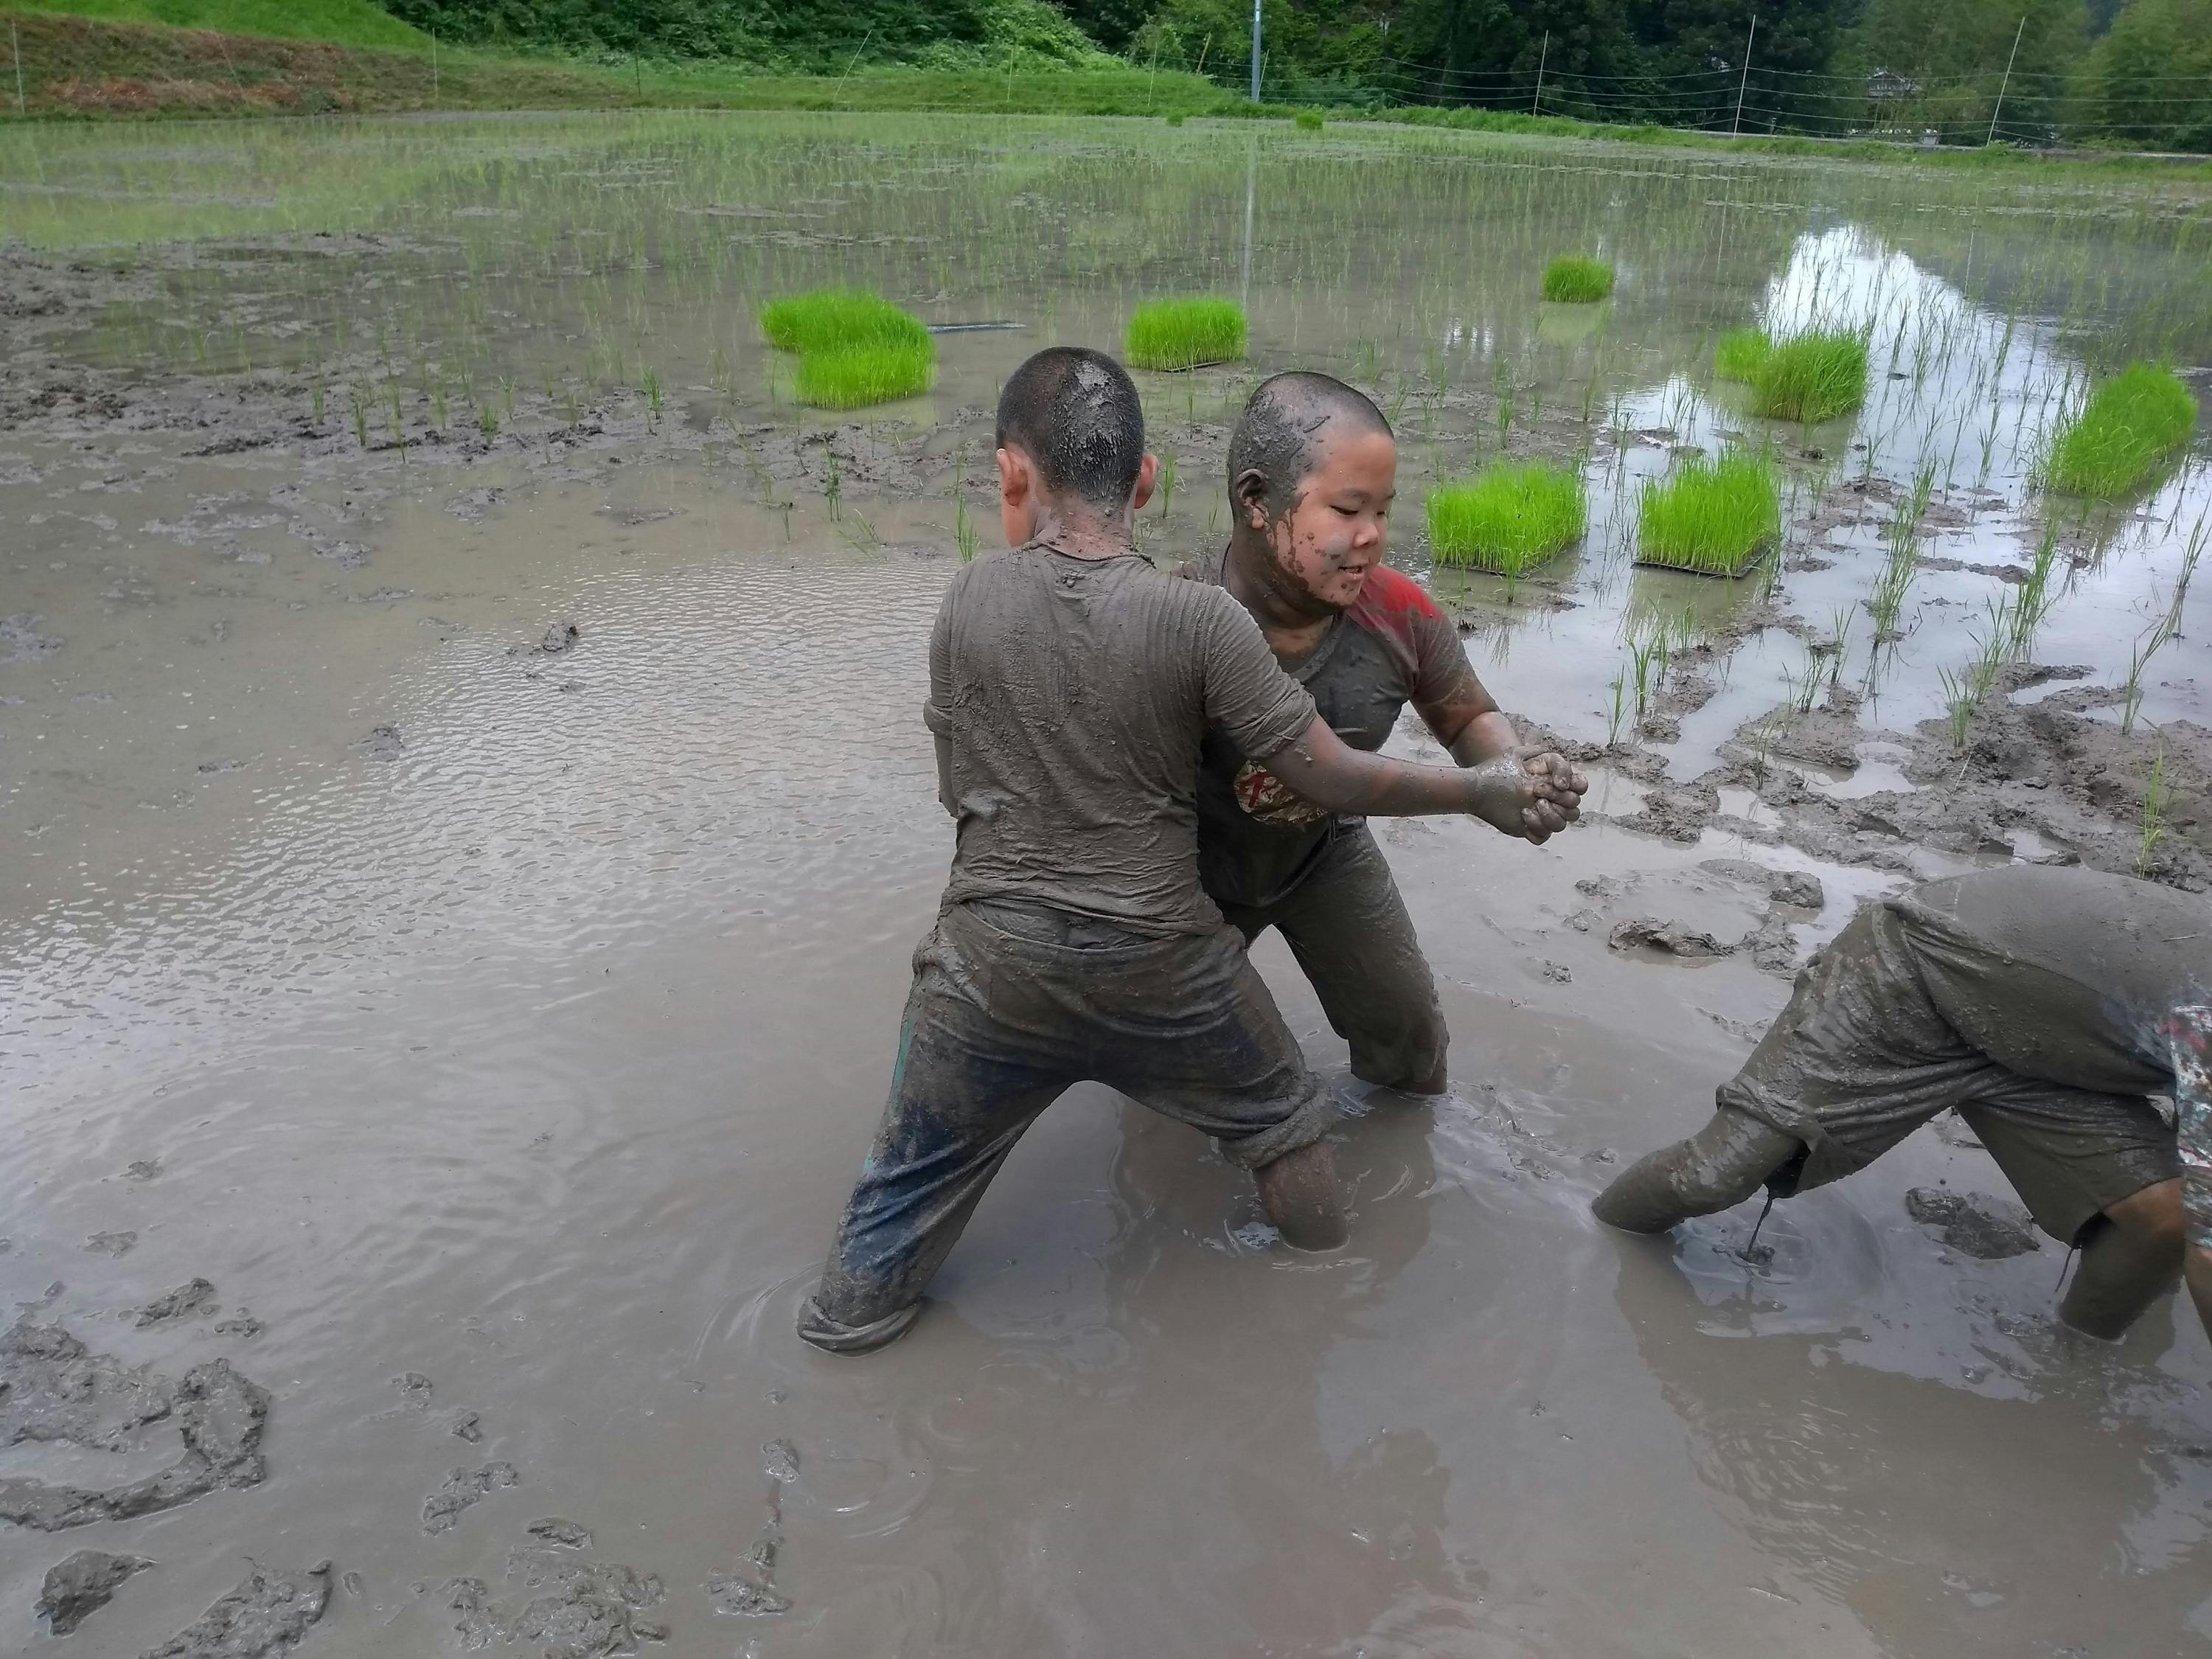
[141,1559,330,1659]
[707,1439,800,1620]
[124,1158,164,1182]
[37,1548,154,1635]
[441,1537,665,1654]
[0,1318,271,1532]
[420,1462,519,1535]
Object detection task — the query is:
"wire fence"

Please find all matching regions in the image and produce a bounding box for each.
[1180,45,2212,150]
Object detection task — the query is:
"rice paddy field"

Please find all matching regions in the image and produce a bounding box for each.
[3,111,2211,1658]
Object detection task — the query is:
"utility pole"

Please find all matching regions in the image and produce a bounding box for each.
[430,29,439,112]
[1733,13,1756,136]
[1987,15,2025,145]
[1531,30,1548,116]
[12,21,24,117]
[1250,0,1262,102]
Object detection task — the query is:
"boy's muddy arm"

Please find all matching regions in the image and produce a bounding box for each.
[1417,679,1519,770]
[1262,716,1585,841]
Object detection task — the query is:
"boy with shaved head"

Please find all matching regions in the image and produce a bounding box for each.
[1186,372,1548,1105]
[799,349,1585,1354]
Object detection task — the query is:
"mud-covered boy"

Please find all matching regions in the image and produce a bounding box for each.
[799,347,1586,1354]
[1186,372,1551,1105]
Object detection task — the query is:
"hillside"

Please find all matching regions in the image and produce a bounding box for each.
[7,0,427,49]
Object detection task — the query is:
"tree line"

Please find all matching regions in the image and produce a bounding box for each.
[378,0,2212,150]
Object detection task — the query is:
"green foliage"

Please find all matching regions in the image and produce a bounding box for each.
[1749,330,1868,422]
[7,0,425,46]
[1541,256,1614,303]
[2045,361,2199,495]
[793,340,936,408]
[760,289,936,410]
[2078,0,2212,152]
[1427,462,1588,573]
[1125,297,1246,370]
[1712,328,1772,382]
[1294,108,1324,131]
[372,0,1113,69]
[1638,451,1781,576]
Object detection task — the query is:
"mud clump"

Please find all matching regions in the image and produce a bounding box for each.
[444,1543,667,1656]
[528,1517,594,1548]
[86,1229,139,1256]
[422,1461,519,1534]
[133,1277,220,1327]
[0,1324,270,1531]
[1608,917,1733,959]
[141,1560,331,1659]
[709,1436,799,1620]
[38,1549,154,1635]
[538,620,580,655]
[358,723,404,761]
[1905,1187,2040,1259]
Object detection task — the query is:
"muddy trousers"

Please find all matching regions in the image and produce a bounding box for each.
[1594,900,2180,1248]
[1215,824,1450,1096]
[799,900,1335,1354]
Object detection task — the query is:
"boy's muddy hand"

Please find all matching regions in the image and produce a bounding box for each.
[1468,751,1585,844]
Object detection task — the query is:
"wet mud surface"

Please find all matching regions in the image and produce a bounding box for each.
[4,113,2211,1655]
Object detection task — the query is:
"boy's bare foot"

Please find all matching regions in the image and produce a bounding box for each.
[1256,1140,1350,1251]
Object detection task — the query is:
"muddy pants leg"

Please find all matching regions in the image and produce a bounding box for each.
[1224,825,1450,1096]
[1592,1109,1804,1232]
[1090,925,1348,1251]
[1594,902,1990,1233]
[799,922,1067,1354]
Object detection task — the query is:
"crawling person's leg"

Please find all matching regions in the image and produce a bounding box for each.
[2059,1180,2186,1340]
[1592,1109,1804,1231]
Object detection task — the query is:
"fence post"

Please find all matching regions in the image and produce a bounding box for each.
[1249,0,1262,102]
[1531,31,1548,116]
[1732,13,1756,136]
[12,20,24,117]
[1987,15,2025,145]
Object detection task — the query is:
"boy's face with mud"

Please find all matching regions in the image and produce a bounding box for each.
[1244,425,1397,613]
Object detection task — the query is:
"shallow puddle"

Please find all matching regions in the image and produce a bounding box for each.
[3,113,2210,1655]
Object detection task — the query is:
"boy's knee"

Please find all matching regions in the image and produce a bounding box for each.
[2104,1178,2187,1257]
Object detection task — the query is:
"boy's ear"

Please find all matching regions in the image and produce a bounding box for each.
[995,445,1028,505]
[1233,467,1272,531]
[1130,452,1159,512]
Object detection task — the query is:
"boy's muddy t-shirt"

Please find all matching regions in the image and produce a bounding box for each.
[1183,549,1478,909]
[928,542,1318,934]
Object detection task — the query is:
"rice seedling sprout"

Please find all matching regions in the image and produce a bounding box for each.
[1636,450,1781,577]
[1126,298,1247,372]
[1427,461,1587,574]
[1541,257,1614,305]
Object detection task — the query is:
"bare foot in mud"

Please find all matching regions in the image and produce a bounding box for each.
[1467,752,1587,846]
[1255,1141,1350,1251]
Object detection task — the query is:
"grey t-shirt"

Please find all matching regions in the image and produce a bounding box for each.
[1891,867,2211,1096]
[928,541,1319,934]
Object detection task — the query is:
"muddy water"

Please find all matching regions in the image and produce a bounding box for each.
[4,114,2211,1655]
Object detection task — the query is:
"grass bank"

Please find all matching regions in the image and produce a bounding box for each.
[3,8,2211,186]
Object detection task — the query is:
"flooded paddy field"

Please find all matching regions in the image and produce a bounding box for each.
[2,112,2210,1656]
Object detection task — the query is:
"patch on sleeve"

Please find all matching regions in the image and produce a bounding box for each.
[1357,566,1442,622]
[1234,759,1334,827]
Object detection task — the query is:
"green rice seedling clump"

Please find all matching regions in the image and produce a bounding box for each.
[1295,109,1325,131]
[1712,328,1771,383]
[1638,451,1781,577]
[759,288,935,410]
[2045,362,2199,497]
[759,289,929,357]
[793,340,937,410]
[1750,330,1868,422]
[1541,257,1614,304]
[1126,298,1248,371]
[1427,461,1587,574]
